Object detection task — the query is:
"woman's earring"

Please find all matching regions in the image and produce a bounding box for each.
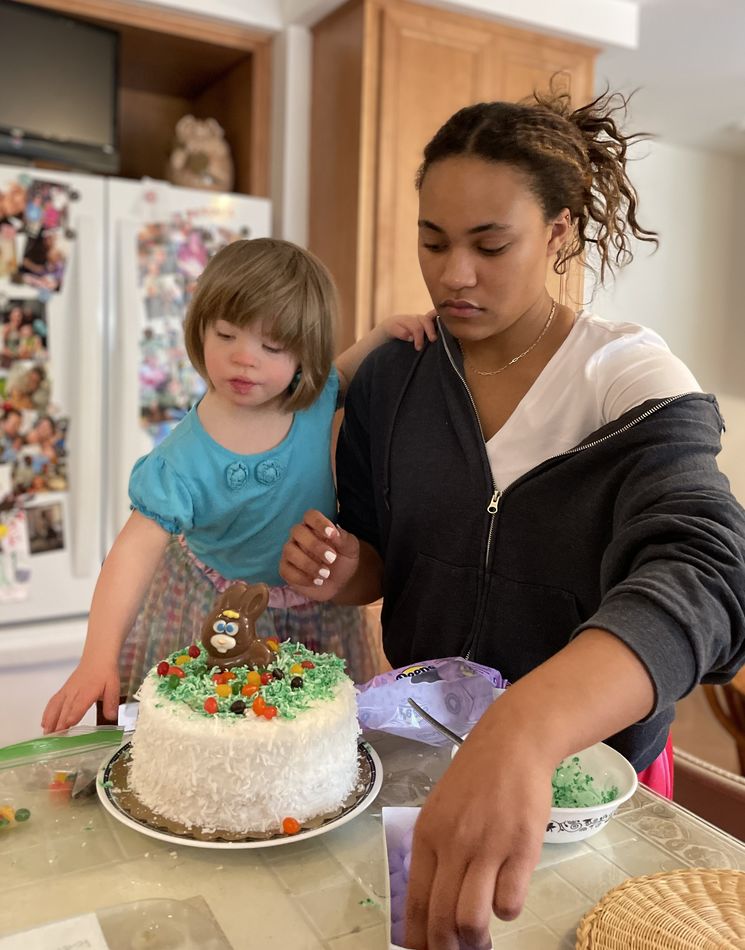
[289,369,301,394]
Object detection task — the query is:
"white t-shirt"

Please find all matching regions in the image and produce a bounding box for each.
[486,312,701,491]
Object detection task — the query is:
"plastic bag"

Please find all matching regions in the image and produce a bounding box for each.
[356,657,508,746]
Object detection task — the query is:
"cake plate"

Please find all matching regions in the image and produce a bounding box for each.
[96,739,382,849]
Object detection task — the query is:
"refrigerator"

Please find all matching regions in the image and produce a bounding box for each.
[0,164,271,742]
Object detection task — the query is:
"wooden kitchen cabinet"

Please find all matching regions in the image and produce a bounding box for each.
[309,0,596,349]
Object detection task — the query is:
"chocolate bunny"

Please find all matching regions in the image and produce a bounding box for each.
[200,582,274,671]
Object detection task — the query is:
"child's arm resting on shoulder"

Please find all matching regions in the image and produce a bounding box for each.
[41,511,170,734]
[335,310,437,398]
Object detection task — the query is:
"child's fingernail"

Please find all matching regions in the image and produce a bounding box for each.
[318,567,331,578]
[313,577,324,586]
[324,550,337,564]
[324,526,336,538]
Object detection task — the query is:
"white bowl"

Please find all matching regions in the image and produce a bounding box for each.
[452,739,637,843]
[544,742,637,843]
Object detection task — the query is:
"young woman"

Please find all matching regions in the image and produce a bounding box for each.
[280,92,745,948]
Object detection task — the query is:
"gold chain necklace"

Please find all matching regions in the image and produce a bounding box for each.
[460,299,557,377]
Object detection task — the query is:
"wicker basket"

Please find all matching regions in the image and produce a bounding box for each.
[575,868,745,949]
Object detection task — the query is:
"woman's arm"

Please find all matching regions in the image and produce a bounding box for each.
[41,511,169,733]
[405,628,655,950]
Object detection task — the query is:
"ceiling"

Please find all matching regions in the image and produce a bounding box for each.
[595,0,745,158]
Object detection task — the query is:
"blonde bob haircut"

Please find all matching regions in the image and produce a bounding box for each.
[184,238,337,412]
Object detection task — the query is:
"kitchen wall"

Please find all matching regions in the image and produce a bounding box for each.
[590,139,745,501]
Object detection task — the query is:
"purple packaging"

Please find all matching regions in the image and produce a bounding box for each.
[356,657,508,746]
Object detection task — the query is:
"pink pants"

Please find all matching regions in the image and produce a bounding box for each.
[637,735,673,798]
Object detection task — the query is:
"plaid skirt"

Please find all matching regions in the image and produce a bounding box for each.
[118,537,386,700]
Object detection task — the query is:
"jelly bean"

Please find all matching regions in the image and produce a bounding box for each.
[266,638,279,652]
[301,660,315,669]
[241,684,259,697]
[272,668,284,680]
[0,817,8,828]
[168,675,180,690]
[175,654,190,666]
[203,697,218,714]
[252,696,266,715]
[157,661,170,676]
[215,684,231,698]
[14,808,30,822]
[224,671,237,682]
[290,676,304,689]
[0,806,14,823]
[282,817,301,835]
[167,666,185,678]
[246,671,261,687]
[230,700,246,715]
[260,672,271,686]
[187,644,200,658]
[263,705,277,720]
[231,681,241,695]
[290,664,303,676]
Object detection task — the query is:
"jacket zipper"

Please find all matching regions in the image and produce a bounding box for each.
[442,340,502,659]
[442,331,700,660]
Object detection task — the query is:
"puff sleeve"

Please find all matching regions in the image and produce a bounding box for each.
[128,453,194,534]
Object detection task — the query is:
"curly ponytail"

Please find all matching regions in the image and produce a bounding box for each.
[416,87,658,284]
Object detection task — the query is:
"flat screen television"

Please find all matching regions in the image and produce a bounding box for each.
[0,1,119,174]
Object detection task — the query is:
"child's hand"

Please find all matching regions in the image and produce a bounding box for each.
[41,661,121,734]
[280,510,360,601]
[381,310,438,350]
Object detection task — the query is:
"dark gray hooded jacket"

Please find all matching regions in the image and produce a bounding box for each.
[337,325,745,770]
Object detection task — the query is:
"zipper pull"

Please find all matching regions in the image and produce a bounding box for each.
[487,489,501,514]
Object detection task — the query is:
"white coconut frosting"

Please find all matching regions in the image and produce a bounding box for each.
[129,669,360,834]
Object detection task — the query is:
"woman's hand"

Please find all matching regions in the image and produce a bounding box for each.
[381,310,438,350]
[280,510,361,601]
[42,660,121,734]
[405,703,554,950]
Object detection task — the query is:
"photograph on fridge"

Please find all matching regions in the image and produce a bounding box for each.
[22,179,72,237]
[0,299,48,367]
[26,501,64,555]
[15,229,69,294]
[0,179,28,231]
[136,215,239,445]
[0,222,16,279]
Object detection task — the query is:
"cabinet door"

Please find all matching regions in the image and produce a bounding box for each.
[371,1,494,327]
[493,32,595,309]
